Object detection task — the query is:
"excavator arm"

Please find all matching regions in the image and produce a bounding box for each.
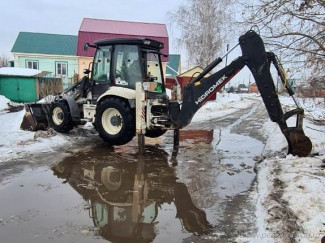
[173,30,312,157]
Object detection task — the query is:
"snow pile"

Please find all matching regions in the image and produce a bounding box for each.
[256,154,325,243]
[0,110,70,162]
[261,119,288,156]
[0,67,42,77]
[279,155,325,243]
[256,95,325,243]
[0,95,73,162]
[0,95,11,111]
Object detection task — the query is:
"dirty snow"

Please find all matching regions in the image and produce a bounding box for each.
[0,93,324,242]
[0,109,70,162]
[252,95,325,243]
[0,67,42,77]
[0,95,72,162]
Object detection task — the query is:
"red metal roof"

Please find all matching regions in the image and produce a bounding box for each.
[79,18,168,38]
[77,18,169,61]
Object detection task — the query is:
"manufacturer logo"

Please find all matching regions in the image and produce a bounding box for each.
[195,75,227,105]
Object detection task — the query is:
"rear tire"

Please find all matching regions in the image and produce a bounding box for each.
[95,98,135,145]
[48,101,74,133]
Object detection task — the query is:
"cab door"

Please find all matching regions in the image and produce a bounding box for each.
[91,46,113,100]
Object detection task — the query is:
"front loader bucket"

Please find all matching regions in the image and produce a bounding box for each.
[278,108,312,157]
[20,103,51,131]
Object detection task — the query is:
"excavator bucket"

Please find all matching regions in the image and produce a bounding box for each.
[20,103,51,131]
[278,109,312,157]
[284,128,312,157]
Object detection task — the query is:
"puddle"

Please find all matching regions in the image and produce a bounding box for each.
[0,145,213,243]
[52,146,213,241]
[0,105,266,242]
[174,105,264,238]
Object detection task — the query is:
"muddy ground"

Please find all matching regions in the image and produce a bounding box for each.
[0,100,272,243]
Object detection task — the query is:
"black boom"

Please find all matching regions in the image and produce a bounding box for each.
[172,30,312,157]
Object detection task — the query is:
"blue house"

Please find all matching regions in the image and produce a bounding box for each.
[11,32,78,89]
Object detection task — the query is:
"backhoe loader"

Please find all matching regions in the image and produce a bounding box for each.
[21,30,312,157]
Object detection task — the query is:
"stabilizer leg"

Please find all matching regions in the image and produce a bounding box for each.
[138,134,145,154]
[171,129,179,165]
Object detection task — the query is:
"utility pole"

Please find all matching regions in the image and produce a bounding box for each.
[224,44,229,94]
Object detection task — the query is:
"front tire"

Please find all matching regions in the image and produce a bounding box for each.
[95,98,135,145]
[48,101,74,133]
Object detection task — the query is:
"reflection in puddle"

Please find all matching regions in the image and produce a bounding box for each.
[52,146,212,242]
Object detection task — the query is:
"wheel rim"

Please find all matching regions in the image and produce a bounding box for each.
[102,108,123,135]
[52,107,64,125]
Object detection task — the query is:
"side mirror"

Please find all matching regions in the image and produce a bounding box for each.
[83,69,91,75]
[84,43,96,51]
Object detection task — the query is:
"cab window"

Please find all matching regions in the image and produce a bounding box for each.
[93,46,112,83]
[114,45,143,88]
[145,52,163,84]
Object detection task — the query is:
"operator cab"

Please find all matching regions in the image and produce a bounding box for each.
[87,38,165,100]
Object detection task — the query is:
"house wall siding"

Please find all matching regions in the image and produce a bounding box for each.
[14,54,79,88]
[15,55,78,77]
[78,56,93,77]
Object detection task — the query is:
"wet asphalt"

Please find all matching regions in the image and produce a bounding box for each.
[0,101,268,243]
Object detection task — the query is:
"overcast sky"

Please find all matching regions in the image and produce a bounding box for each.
[1,0,185,58]
[2,0,256,84]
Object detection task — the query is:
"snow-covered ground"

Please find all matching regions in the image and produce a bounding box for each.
[253,96,325,243]
[0,93,324,242]
[190,93,325,242]
[0,95,12,111]
[0,95,71,162]
[192,93,257,122]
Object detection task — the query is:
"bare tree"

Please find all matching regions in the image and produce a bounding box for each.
[168,0,234,69]
[239,0,325,75]
[0,54,9,67]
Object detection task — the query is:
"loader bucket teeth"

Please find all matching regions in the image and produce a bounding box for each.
[284,128,312,157]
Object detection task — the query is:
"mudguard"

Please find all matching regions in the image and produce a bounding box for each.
[97,86,136,108]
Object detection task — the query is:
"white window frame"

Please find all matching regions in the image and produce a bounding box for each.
[26,60,39,70]
[56,62,68,76]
